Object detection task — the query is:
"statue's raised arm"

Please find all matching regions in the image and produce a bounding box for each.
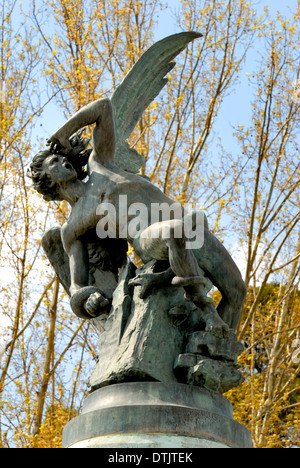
[48,98,116,167]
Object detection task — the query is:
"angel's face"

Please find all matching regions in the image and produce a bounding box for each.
[43,154,77,184]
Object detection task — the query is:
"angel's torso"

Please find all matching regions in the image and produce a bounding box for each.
[62,158,183,246]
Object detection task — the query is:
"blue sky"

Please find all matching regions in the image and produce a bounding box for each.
[38,0,297,143]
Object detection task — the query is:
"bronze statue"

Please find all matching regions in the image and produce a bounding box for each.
[28,32,247,338]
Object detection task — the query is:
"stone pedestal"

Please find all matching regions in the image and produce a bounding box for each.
[63,261,252,449]
[62,382,252,448]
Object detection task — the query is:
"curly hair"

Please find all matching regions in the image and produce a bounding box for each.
[28,149,61,201]
[28,130,92,201]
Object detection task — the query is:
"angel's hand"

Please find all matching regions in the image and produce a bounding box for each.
[84,292,110,317]
[47,132,72,155]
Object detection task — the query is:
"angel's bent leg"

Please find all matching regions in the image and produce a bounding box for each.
[135,220,202,279]
[193,227,247,330]
[134,220,230,337]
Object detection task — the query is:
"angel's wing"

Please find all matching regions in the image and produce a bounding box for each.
[111,31,202,174]
[42,227,127,300]
[42,227,71,295]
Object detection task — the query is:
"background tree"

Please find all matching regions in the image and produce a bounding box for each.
[226,8,300,448]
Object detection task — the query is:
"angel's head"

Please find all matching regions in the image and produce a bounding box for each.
[28,150,77,201]
[28,131,91,201]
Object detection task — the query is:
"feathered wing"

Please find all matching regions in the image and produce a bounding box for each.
[111,31,202,173]
[42,227,127,301]
[42,227,72,296]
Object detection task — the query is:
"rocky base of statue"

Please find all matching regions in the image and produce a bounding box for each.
[174,331,244,393]
[62,261,252,448]
[87,261,244,394]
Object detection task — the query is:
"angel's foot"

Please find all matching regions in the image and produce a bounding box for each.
[128,268,174,298]
[203,307,230,339]
[187,293,229,339]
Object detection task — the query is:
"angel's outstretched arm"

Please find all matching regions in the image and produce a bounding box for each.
[48,98,115,165]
